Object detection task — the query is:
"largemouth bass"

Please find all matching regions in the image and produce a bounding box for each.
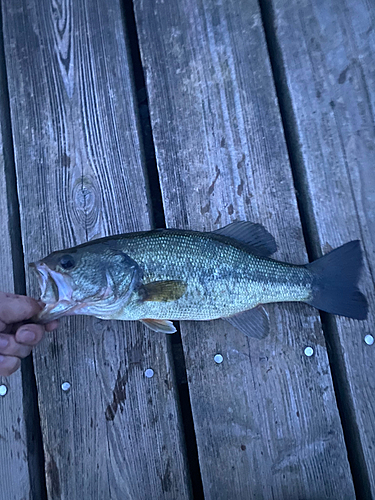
[30,222,368,338]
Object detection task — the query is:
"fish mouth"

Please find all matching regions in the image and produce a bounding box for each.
[30,262,84,323]
[30,261,137,323]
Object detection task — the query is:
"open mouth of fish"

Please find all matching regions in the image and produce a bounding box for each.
[30,262,85,323]
[30,262,136,323]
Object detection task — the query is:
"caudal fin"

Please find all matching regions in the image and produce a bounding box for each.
[305,240,368,320]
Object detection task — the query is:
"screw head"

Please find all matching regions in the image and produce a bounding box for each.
[364,335,374,346]
[304,347,314,357]
[214,354,224,364]
[61,382,71,391]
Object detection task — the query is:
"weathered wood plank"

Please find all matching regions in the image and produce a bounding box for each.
[2,0,191,498]
[134,0,356,498]
[269,0,375,494]
[0,72,31,500]
[0,140,32,500]
[0,44,35,500]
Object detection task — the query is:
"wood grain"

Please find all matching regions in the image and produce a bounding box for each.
[134,0,356,498]
[270,0,375,494]
[2,0,191,498]
[0,61,32,500]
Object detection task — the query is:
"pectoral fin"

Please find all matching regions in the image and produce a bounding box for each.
[223,305,269,339]
[140,280,187,302]
[140,319,177,334]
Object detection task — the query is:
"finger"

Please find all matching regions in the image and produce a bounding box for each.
[45,320,59,332]
[15,324,45,346]
[0,323,13,334]
[0,334,32,358]
[0,354,21,377]
[0,292,41,324]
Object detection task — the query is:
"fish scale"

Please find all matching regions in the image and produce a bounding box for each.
[105,230,313,321]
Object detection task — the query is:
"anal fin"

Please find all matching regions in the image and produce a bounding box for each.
[223,305,269,339]
[140,318,177,334]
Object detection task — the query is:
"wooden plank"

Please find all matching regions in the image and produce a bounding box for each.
[0,40,36,499]
[2,1,191,499]
[134,0,356,498]
[0,119,32,500]
[269,0,375,494]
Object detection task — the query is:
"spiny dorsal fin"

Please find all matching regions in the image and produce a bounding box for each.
[140,319,176,334]
[223,305,270,339]
[213,221,277,257]
[140,280,187,302]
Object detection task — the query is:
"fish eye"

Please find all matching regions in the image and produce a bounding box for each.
[59,255,75,270]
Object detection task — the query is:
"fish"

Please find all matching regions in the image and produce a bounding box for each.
[29,221,368,338]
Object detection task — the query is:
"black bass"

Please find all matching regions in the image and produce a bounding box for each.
[30,222,368,338]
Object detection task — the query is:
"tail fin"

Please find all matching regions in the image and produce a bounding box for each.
[305,240,368,320]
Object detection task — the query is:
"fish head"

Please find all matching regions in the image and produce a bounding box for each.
[30,242,142,323]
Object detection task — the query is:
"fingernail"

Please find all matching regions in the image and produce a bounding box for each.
[18,330,36,343]
[0,337,8,349]
[0,354,4,363]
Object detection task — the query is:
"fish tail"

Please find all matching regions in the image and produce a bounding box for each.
[305,240,368,320]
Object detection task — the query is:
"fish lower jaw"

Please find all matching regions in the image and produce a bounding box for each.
[36,300,86,323]
[38,295,131,322]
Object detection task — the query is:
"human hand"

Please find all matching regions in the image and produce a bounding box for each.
[0,292,58,376]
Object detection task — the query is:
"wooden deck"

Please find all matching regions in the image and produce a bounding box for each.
[0,0,374,498]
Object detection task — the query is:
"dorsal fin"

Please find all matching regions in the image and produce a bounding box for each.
[213,221,277,257]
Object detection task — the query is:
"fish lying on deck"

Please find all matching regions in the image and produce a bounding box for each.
[30,222,368,338]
